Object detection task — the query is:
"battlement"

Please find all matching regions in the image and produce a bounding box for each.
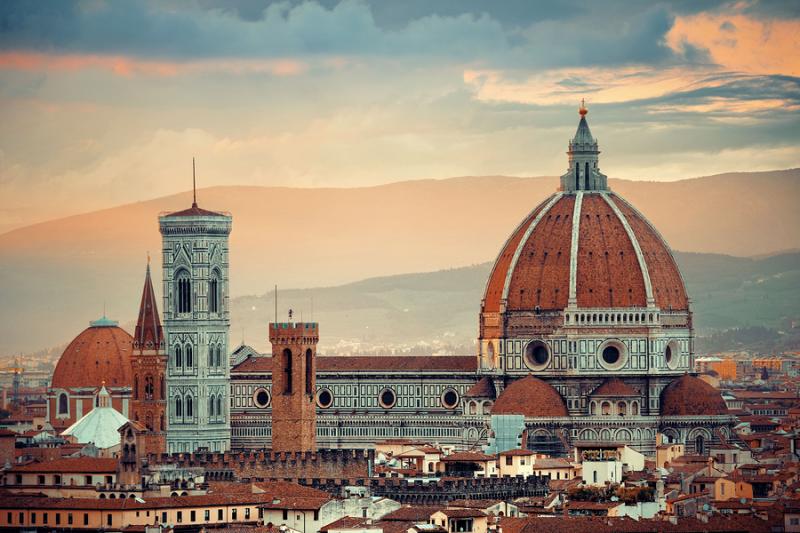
[269,322,319,344]
[146,448,371,481]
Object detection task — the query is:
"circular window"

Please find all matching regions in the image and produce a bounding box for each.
[523,340,551,370]
[316,388,333,409]
[598,340,628,370]
[665,340,680,370]
[253,388,271,409]
[441,388,459,409]
[379,388,396,409]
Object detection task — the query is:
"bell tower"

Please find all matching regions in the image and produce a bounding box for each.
[160,163,232,454]
[130,259,167,455]
[269,321,318,453]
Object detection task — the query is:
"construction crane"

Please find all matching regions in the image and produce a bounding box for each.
[0,355,24,408]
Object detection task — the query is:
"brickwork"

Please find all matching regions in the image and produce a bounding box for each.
[506,195,575,311]
[148,448,372,481]
[612,195,689,310]
[130,264,167,455]
[269,322,318,453]
[576,194,647,308]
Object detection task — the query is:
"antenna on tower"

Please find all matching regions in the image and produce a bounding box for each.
[192,157,198,207]
[274,285,278,325]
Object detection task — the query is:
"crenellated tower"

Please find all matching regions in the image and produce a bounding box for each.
[130,259,168,455]
[160,175,232,454]
[269,322,318,453]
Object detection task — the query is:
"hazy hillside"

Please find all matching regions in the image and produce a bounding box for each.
[0,169,798,354]
[230,251,800,355]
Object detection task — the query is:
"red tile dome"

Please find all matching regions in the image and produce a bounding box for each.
[492,375,568,417]
[482,191,688,314]
[51,319,133,390]
[660,374,728,416]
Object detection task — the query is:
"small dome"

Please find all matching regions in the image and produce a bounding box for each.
[493,375,568,417]
[660,375,728,416]
[591,377,639,397]
[51,319,133,390]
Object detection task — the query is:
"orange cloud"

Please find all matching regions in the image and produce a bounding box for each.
[0,52,308,77]
[667,11,800,76]
[463,66,738,106]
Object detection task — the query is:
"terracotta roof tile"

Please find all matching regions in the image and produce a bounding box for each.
[233,355,477,373]
[660,375,729,416]
[492,375,568,417]
[464,376,496,398]
[10,457,118,473]
[591,377,639,397]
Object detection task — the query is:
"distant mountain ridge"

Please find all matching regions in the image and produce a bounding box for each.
[0,169,798,354]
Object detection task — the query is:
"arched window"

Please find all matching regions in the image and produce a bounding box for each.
[585,161,590,189]
[133,375,139,400]
[590,401,597,415]
[217,396,222,418]
[175,396,183,418]
[695,435,705,455]
[305,349,313,396]
[176,270,192,314]
[160,415,165,431]
[208,345,214,367]
[58,392,68,415]
[209,395,215,417]
[283,348,293,394]
[144,375,154,400]
[618,402,627,416]
[185,344,193,368]
[145,412,153,431]
[601,401,611,416]
[575,163,580,189]
[174,345,183,368]
[186,395,193,418]
[160,374,165,400]
[209,272,220,314]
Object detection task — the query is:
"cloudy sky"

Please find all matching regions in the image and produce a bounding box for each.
[0,0,798,233]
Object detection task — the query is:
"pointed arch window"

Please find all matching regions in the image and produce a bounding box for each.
[208,346,214,368]
[209,272,221,314]
[217,346,224,368]
[174,345,183,368]
[175,396,183,418]
[575,163,580,190]
[217,396,222,418]
[185,395,193,418]
[144,375,154,400]
[209,395,215,417]
[176,270,192,314]
[185,344,193,369]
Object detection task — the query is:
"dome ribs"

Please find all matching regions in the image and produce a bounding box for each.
[611,195,689,311]
[576,195,647,308]
[482,198,551,313]
[51,325,133,390]
[507,195,574,311]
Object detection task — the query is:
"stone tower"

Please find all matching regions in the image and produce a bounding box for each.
[130,260,167,455]
[269,322,318,452]
[160,190,232,454]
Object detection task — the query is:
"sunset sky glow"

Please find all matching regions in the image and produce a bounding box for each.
[0,0,798,233]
